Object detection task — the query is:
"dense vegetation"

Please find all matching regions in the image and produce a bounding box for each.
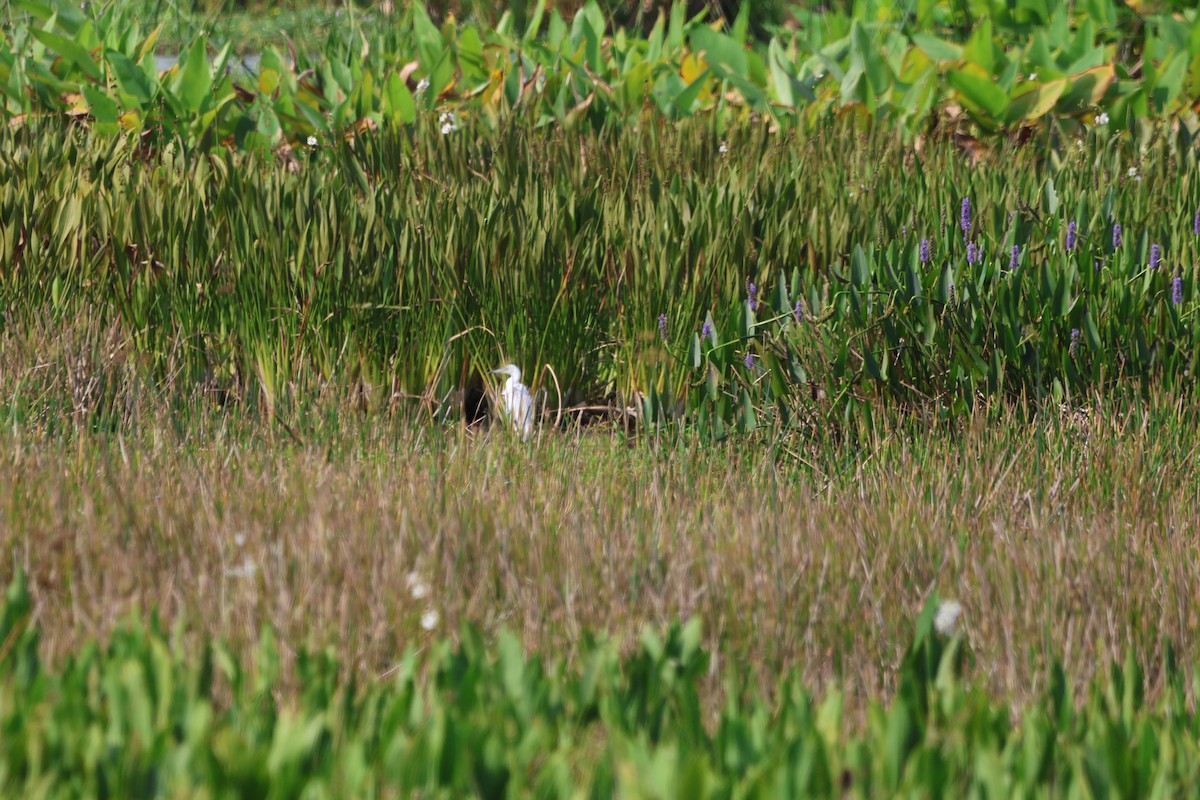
[2,118,1198,436]
[4,570,1200,797]
[3,0,1199,147]
[3,0,1200,795]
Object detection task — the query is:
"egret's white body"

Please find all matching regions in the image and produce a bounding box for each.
[491,364,533,441]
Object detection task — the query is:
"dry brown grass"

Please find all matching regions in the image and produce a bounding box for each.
[2,318,1199,717]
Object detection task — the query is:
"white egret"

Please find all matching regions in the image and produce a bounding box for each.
[491,363,534,441]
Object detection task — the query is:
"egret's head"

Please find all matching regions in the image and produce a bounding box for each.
[491,363,521,381]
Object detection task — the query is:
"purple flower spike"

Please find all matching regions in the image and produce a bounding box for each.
[967,242,980,265]
[1194,208,1199,236]
[658,313,669,342]
[744,352,755,370]
[1150,243,1161,269]
[920,238,930,263]
[1066,220,1077,252]
[960,197,971,236]
[747,281,758,310]
[793,299,805,322]
[701,320,714,343]
[1172,275,1183,306]
[1112,223,1122,249]
[1069,328,1080,358]
[1009,244,1019,270]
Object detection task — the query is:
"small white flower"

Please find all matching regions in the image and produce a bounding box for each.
[439,112,458,135]
[405,571,430,600]
[224,558,257,579]
[234,533,246,547]
[306,135,318,147]
[1095,112,1109,126]
[1028,73,1037,81]
[420,609,439,630]
[718,141,729,154]
[934,599,962,636]
[416,78,430,95]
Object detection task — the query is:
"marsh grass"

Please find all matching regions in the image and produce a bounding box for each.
[4,316,1198,721]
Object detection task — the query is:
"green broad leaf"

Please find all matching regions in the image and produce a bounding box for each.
[773,270,791,313]
[1151,50,1187,111]
[81,83,118,122]
[1084,309,1102,352]
[907,254,924,302]
[863,345,883,380]
[267,711,327,777]
[768,38,794,107]
[29,29,103,81]
[672,68,710,115]
[255,103,282,142]
[688,333,702,369]
[384,73,416,124]
[849,20,889,96]
[883,699,912,789]
[739,388,756,433]
[937,264,954,304]
[1055,265,1075,318]
[524,0,548,41]
[1043,177,1059,216]
[909,33,961,63]
[176,39,212,114]
[458,26,486,81]
[1007,77,1066,122]
[851,244,871,287]
[105,50,154,107]
[962,17,995,73]
[947,69,1008,119]
[690,27,747,79]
